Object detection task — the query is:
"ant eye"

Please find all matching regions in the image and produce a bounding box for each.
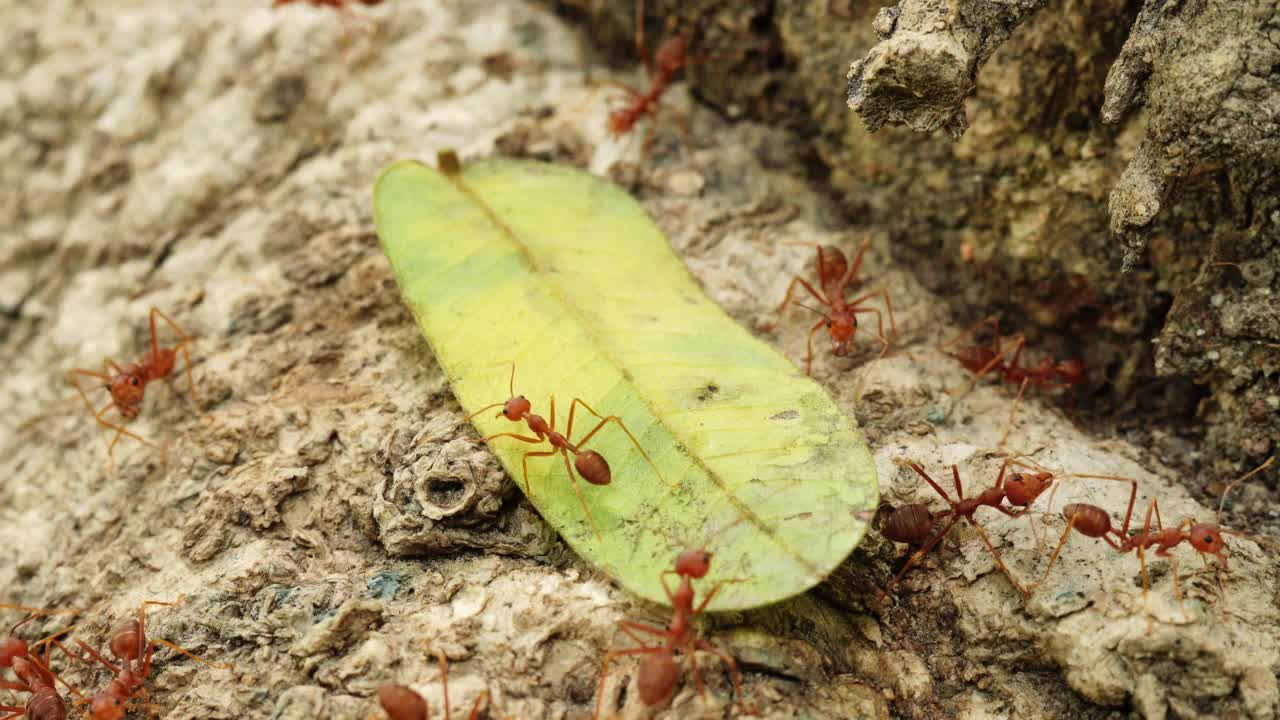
[826,321,832,328]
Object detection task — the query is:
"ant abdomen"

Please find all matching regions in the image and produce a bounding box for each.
[881,503,934,545]
[378,684,428,720]
[574,450,611,486]
[637,650,679,706]
[108,620,142,660]
[1062,503,1113,537]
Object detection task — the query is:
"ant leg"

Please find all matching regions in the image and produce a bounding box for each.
[999,378,1030,451]
[567,399,671,488]
[966,520,1029,597]
[693,640,751,714]
[770,275,830,326]
[904,462,955,506]
[31,638,88,700]
[74,638,123,674]
[520,450,558,496]
[877,516,959,602]
[804,318,825,376]
[849,288,899,343]
[482,432,543,446]
[562,451,603,540]
[1150,501,1188,622]
[146,638,232,671]
[939,314,1001,353]
[692,581,730,615]
[593,647,665,720]
[843,234,873,288]
[465,689,490,720]
[617,620,668,644]
[685,641,708,700]
[431,647,451,720]
[951,464,965,499]
[1032,514,1080,590]
[1138,545,1154,637]
[151,308,200,408]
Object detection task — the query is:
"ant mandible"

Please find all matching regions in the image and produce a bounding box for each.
[1,606,84,720]
[940,315,1085,447]
[376,645,500,720]
[877,459,1059,601]
[593,549,751,719]
[769,236,898,376]
[72,598,231,720]
[465,363,669,540]
[1033,456,1274,635]
[66,308,197,466]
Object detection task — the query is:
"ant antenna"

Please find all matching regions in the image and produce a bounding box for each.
[1217,455,1275,520]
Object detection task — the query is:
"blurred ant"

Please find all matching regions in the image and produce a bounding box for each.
[1,605,84,720]
[1032,456,1274,635]
[376,645,500,720]
[593,549,752,718]
[940,315,1085,446]
[768,237,897,376]
[66,308,197,466]
[73,598,230,720]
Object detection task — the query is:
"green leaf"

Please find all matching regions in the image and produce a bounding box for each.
[373,156,877,610]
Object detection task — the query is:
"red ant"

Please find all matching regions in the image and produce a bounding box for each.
[603,0,695,153]
[940,315,1085,446]
[1032,456,1274,635]
[72,598,231,720]
[769,236,897,377]
[1,606,83,720]
[593,549,750,719]
[877,459,1062,601]
[376,645,499,720]
[66,308,197,466]
[465,363,669,540]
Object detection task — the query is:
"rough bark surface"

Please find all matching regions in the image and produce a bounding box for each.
[572,0,1280,506]
[2,2,1279,720]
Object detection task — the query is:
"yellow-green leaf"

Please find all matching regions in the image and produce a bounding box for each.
[373,155,876,610]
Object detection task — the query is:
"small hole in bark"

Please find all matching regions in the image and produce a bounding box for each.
[426,477,466,507]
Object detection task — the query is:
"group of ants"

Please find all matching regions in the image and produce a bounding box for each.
[7,0,1275,719]
[19,236,1272,720]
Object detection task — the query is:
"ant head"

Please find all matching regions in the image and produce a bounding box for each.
[1055,358,1087,384]
[1189,523,1229,565]
[500,395,531,421]
[107,368,146,415]
[653,35,690,77]
[89,694,127,720]
[674,549,712,578]
[637,650,680,706]
[1005,471,1054,506]
[0,637,25,667]
[828,313,856,355]
[378,684,428,719]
